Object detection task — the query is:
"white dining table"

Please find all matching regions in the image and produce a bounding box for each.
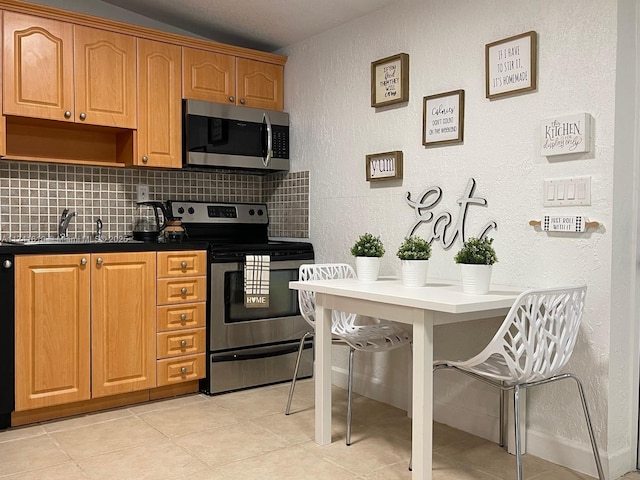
[288,277,524,480]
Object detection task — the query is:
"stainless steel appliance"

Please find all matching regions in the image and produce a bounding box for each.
[166,200,313,395]
[182,100,289,173]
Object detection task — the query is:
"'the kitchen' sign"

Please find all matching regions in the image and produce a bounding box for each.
[541,113,591,156]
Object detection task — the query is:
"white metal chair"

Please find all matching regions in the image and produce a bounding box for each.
[427,285,604,480]
[285,263,412,446]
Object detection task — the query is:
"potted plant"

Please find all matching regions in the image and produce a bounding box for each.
[454,237,498,294]
[396,235,432,287]
[351,232,385,281]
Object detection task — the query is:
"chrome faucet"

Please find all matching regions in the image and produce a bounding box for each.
[58,209,77,238]
[95,218,104,241]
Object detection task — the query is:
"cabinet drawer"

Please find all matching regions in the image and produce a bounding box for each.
[158,251,207,277]
[157,276,206,304]
[157,354,206,386]
[157,328,205,358]
[157,302,205,331]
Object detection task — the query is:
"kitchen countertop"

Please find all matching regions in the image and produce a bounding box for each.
[0,240,210,255]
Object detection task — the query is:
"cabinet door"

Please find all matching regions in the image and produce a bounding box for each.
[137,39,182,168]
[74,26,137,128]
[182,47,235,104]
[236,58,284,111]
[91,252,156,397]
[14,254,91,411]
[3,12,74,122]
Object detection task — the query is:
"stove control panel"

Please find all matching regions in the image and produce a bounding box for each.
[167,201,269,225]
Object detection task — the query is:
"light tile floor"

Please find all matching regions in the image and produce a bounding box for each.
[0,380,635,479]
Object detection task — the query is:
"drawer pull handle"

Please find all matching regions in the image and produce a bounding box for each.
[180,313,187,321]
[81,258,87,265]
[180,340,187,347]
[96,257,103,265]
[181,367,187,374]
[79,112,87,120]
[181,287,188,294]
[181,261,188,268]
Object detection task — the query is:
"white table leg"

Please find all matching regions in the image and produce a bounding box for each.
[412,309,434,480]
[315,293,332,445]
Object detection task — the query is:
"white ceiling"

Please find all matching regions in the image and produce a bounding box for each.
[99,0,399,52]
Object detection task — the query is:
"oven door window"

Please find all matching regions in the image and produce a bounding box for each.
[224,268,300,323]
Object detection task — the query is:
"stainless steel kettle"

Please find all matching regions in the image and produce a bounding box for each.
[132,201,167,241]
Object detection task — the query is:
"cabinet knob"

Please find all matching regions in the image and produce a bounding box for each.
[81,258,87,265]
[180,339,187,347]
[181,261,188,268]
[180,313,187,321]
[229,96,234,103]
[79,112,87,121]
[180,367,187,374]
[239,98,245,105]
[64,111,72,119]
[96,257,103,265]
[142,156,148,164]
[181,287,188,294]
[2,260,12,269]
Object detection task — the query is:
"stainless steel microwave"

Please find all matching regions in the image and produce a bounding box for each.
[183,100,290,173]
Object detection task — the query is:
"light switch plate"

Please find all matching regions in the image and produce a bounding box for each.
[136,184,150,203]
[543,176,591,206]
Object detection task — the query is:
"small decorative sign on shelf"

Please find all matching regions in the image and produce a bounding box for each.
[529,215,599,233]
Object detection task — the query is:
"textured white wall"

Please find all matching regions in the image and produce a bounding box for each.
[281,0,632,476]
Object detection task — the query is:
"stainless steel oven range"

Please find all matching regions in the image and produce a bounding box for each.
[166,200,314,395]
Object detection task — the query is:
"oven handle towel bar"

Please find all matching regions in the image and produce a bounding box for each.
[211,339,313,362]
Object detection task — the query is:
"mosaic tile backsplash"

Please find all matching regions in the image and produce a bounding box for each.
[0,161,309,240]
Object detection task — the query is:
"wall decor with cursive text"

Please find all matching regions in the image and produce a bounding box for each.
[371,53,409,108]
[486,31,537,99]
[366,151,403,182]
[423,90,464,146]
[540,113,591,156]
[404,178,497,249]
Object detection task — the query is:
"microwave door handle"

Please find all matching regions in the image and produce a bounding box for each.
[263,112,273,167]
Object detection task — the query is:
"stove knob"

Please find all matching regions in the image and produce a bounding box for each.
[177,207,184,214]
[188,207,195,214]
[257,209,264,216]
[249,209,255,215]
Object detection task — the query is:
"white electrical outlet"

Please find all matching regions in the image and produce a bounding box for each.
[136,184,150,203]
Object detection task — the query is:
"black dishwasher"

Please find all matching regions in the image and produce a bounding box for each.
[0,254,14,429]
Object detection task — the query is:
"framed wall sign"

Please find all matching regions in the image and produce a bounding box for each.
[485,31,537,99]
[366,151,403,181]
[371,53,409,108]
[422,89,464,146]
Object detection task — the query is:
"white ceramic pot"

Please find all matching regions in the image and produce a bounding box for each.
[355,256,381,281]
[460,264,492,294]
[401,260,429,287]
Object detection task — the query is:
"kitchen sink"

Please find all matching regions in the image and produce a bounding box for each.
[9,237,143,245]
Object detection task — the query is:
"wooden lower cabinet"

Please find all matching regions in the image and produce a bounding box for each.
[156,251,207,387]
[15,254,91,411]
[14,252,157,411]
[91,252,157,397]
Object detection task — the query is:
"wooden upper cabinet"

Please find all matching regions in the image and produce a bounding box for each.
[74,25,137,129]
[182,47,235,104]
[3,13,136,128]
[3,12,74,122]
[183,48,284,111]
[236,58,283,111]
[137,39,182,168]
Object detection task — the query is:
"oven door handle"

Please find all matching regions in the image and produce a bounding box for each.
[212,340,312,362]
